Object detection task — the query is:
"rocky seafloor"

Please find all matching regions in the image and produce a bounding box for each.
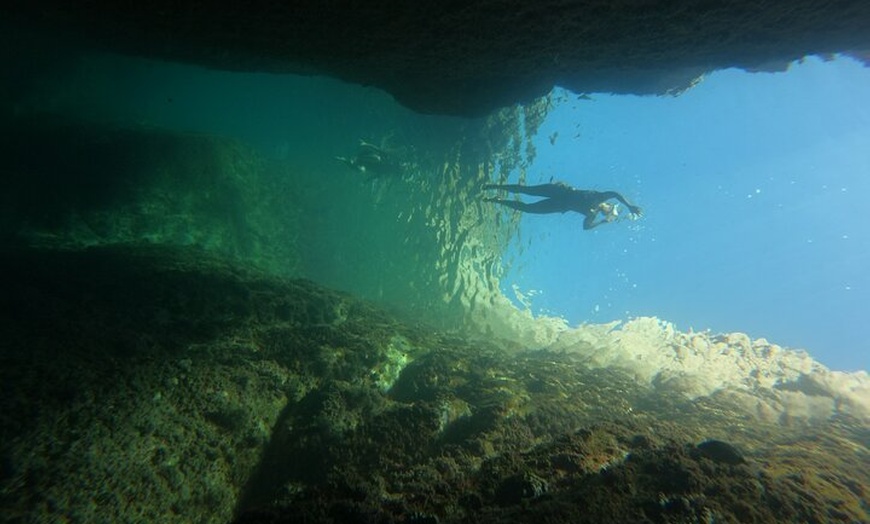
[1,245,867,523]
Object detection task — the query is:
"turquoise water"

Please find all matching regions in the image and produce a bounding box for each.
[3,48,532,329]
[5,41,868,372]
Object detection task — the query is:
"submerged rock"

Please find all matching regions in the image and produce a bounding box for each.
[694,440,747,465]
[496,471,549,505]
[0,246,867,523]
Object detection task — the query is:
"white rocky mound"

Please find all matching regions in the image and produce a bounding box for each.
[480,297,869,423]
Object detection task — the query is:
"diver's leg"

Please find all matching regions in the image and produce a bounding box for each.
[484,183,566,198]
[485,198,564,214]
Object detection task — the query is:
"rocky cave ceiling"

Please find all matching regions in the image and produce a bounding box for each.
[4,1,870,116]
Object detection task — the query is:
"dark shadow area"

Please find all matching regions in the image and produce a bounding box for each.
[5,2,870,115]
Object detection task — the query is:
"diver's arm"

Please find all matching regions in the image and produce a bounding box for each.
[600,191,643,216]
[583,214,607,230]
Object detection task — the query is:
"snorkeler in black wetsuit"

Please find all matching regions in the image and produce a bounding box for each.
[482,182,642,230]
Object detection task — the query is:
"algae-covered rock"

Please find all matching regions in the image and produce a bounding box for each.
[0,246,867,523]
[0,115,302,276]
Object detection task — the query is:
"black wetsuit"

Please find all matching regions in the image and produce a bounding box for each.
[483,183,642,230]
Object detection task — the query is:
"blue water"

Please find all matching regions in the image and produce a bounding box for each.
[26,51,869,371]
[502,56,870,372]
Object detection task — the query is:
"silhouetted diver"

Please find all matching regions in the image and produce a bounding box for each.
[483,182,642,230]
[336,140,404,178]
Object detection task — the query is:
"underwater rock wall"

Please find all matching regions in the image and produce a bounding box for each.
[5,1,870,115]
[0,115,302,275]
[0,95,546,331]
